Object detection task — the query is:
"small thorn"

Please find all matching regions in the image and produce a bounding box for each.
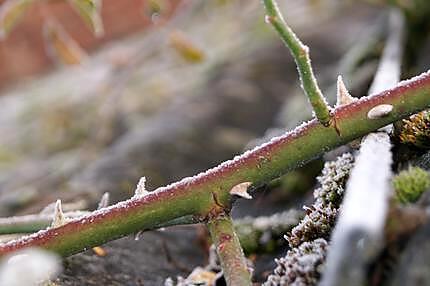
[135,230,143,241]
[97,192,110,209]
[229,182,253,199]
[367,104,394,119]
[134,177,150,197]
[336,75,356,107]
[51,200,66,228]
[264,15,275,24]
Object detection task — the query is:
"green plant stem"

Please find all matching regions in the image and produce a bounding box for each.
[207,214,252,286]
[263,0,332,126]
[0,70,429,257]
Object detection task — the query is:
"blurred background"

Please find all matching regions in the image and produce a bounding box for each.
[0,0,429,284]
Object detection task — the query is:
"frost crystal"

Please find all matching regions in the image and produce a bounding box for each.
[288,153,354,247]
[264,238,328,286]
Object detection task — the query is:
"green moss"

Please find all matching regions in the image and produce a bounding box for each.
[393,167,430,204]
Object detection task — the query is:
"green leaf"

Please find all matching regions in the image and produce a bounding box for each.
[67,0,104,37]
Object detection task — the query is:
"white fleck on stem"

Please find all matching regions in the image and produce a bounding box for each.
[51,200,66,228]
[367,104,394,119]
[229,182,253,200]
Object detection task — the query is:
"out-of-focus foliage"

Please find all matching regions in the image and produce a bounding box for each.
[43,20,88,65]
[0,0,34,39]
[0,0,104,70]
[67,0,104,37]
[169,30,205,63]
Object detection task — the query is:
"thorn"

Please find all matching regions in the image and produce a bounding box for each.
[134,177,150,198]
[135,230,143,241]
[229,182,253,199]
[97,192,110,209]
[336,75,356,107]
[265,15,276,24]
[367,104,394,119]
[51,200,66,228]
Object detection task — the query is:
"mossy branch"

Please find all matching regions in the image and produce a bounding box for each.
[263,0,332,126]
[207,214,252,286]
[0,69,429,257]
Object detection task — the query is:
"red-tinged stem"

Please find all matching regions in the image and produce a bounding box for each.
[207,214,252,286]
[0,70,430,257]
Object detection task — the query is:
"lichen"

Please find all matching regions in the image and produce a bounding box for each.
[393,166,430,204]
[288,153,354,247]
[399,110,430,149]
[263,238,328,286]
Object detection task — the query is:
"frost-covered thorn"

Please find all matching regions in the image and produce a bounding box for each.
[336,75,356,107]
[97,192,110,209]
[134,177,150,198]
[229,182,253,199]
[367,104,394,119]
[51,200,66,228]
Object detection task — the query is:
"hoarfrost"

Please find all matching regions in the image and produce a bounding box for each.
[264,239,328,286]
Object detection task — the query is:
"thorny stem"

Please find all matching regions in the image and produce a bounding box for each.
[207,214,252,286]
[0,69,430,257]
[263,0,332,126]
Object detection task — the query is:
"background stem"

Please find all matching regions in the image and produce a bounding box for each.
[207,214,252,286]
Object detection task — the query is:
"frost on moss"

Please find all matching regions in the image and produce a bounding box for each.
[288,153,354,247]
[393,166,430,204]
[399,110,430,149]
[263,238,328,286]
